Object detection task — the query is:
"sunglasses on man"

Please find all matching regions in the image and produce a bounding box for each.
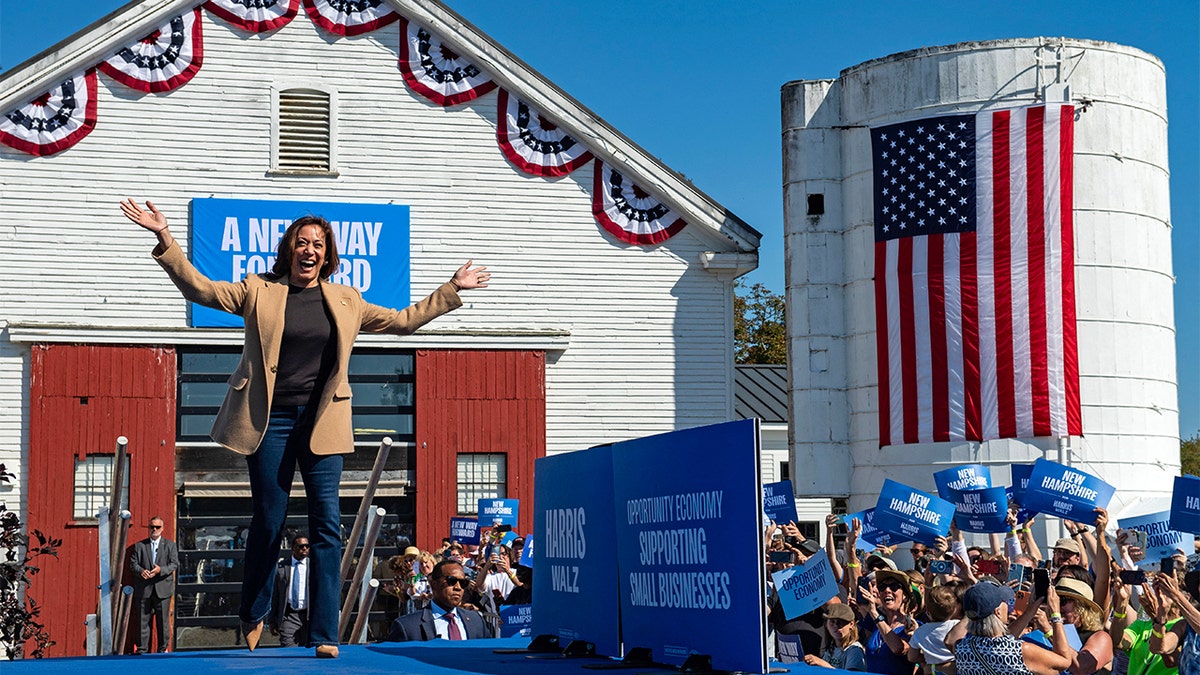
[439,576,472,589]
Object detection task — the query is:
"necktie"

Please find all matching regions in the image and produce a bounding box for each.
[291,561,301,608]
[446,611,463,641]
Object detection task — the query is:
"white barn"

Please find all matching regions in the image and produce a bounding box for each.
[0,0,758,653]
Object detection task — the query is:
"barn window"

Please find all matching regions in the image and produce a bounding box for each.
[456,454,507,515]
[74,455,130,520]
[271,86,338,175]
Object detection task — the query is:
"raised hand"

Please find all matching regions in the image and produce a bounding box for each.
[453,259,491,290]
[119,198,168,233]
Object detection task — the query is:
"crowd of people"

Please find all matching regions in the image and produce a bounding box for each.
[376,531,532,641]
[766,509,1197,675]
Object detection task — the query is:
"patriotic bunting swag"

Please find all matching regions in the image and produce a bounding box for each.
[497,89,593,177]
[871,104,1080,447]
[398,17,496,106]
[204,0,300,33]
[592,161,687,245]
[0,70,98,157]
[98,8,203,93]
[303,0,398,36]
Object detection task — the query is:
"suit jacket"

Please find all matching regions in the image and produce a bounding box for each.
[270,556,309,629]
[130,536,179,599]
[154,241,462,456]
[386,605,490,642]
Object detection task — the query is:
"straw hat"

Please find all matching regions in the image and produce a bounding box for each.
[1054,577,1099,613]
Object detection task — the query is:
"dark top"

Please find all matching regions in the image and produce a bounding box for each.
[273,284,336,407]
[865,623,919,675]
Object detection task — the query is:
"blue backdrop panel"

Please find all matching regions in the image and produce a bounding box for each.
[531,446,620,657]
[188,198,410,327]
[612,419,767,674]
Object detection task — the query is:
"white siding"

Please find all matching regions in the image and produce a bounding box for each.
[0,13,738,468]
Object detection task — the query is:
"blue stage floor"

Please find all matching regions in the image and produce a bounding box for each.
[3,637,835,674]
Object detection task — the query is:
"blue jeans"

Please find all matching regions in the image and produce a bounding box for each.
[239,405,343,647]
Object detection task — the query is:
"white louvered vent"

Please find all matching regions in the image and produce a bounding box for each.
[277,88,332,172]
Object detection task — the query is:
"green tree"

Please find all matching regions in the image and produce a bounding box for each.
[1183,432,1200,476]
[734,281,786,364]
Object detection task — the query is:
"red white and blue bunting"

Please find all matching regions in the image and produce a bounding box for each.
[0,70,98,157]
[204,0,299,33]
[398,17,496,107]
[98,9,204,93]
[303,0,398,36]
[496,89,593,177]
[592,161,687,245]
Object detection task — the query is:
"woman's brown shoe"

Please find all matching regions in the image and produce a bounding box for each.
[241,621,264,652]
[315,645,339,658]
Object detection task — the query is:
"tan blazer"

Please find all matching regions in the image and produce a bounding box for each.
[155,241,462,455]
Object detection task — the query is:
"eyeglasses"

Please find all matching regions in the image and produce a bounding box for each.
[295,544,310,549]
[878,581,905,591]
[148,525,163,530]
[440,577,471,589]
[826,619,851,627]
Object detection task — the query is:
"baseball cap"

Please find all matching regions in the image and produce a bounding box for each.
[1052,538,1081,555]
[963,581,1015,619]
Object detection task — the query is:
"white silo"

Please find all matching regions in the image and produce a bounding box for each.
[782,38,1178,543]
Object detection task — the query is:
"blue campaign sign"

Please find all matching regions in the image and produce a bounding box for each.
[843,509,900,548]
[1120,511,1191,563]
[1170,476,1200,535]
[613,419,767,674]
[771,549,840,620]
[449,517,479,545]
[949,486,1010,533]
[499,604,533,638]
[1009,464,1036,506]
[934,464,992,499]
[763,480,799,525]
[872,480,955,546]
[478,498,520,529]
[188,198,410,327]
[1021,459,1115,522]
[1005,487,1036,524]
[519,535,534,568]
[532,446,620,657]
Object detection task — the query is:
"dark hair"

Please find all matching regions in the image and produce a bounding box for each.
[1055,564,1094,585]
[269,215,339,281]
[430,559,464,580]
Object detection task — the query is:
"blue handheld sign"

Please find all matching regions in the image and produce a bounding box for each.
[763,480,799,525]
[1009,463,1036,506]
[613,419,767,674]
[872,480,955,546]
[771,549,840,620]
[1170,475,1200,535]
[449,517,479,545]
[499,605,533,638]
[843,509,900,548]
[948,486,1010,533]
[188,198,410,328]
[519,535,534,568]
[934,464,992,500]
[1020,459,1114,522]
[532,446,620,657]
[1120,511,1190,563]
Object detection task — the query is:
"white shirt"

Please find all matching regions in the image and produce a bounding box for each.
[289,557,308,610]
[430,603,465,640]
[911,619,959,665]
[483,570,514,599]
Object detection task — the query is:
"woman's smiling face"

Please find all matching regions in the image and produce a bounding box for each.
[290,224,326,288]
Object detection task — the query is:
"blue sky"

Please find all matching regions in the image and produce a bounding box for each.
[2,0,1196,435]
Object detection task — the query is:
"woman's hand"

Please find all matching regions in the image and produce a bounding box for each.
[803,655,832,668]
[1046,583,1061,615]
[452,260,491,290]
[120,198,168,233]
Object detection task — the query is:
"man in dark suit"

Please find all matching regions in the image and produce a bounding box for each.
[270,535,311,647]
[386,560,491,641]
[130,516,179,653]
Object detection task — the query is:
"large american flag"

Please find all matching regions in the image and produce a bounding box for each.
[871,104,1081,446]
